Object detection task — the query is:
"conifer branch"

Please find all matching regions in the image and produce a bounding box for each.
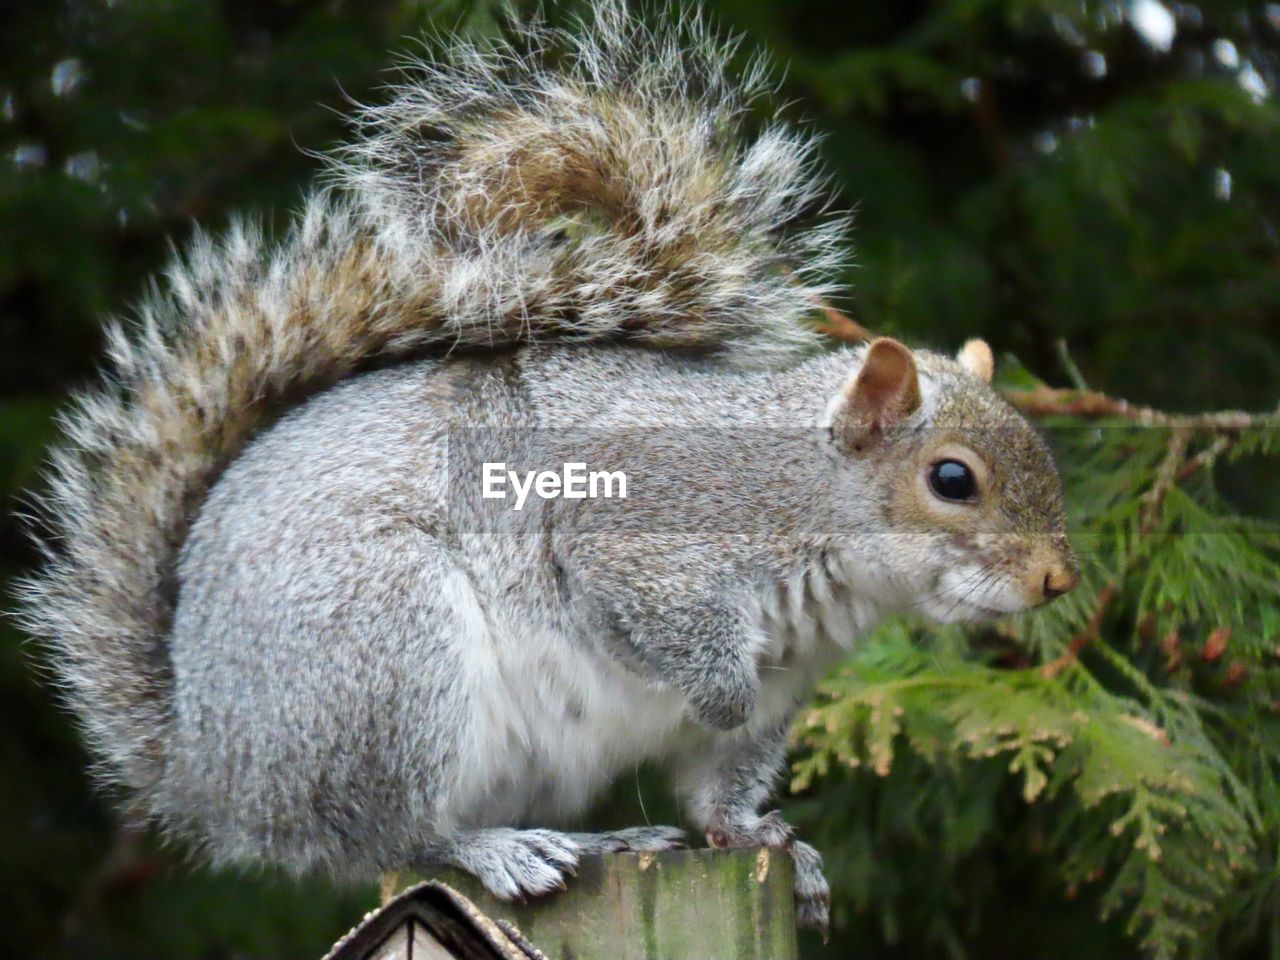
[1142,429,1192,534]
[1176,434,1236,481]
[1039,583,1118,678]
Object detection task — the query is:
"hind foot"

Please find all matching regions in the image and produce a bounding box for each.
[429,828,582,900]
[569,825,686,854]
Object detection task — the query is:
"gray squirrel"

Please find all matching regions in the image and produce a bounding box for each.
[14,1,1077,935]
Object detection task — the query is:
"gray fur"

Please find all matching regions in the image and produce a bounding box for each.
[154,343,1063,934]
[12,0,841,823]
[11,2,1071,936]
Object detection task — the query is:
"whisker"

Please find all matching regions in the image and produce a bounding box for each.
[906,560,998,611]
[943,567,1002,621]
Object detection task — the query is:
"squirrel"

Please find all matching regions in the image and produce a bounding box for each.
[13,1,1077,936]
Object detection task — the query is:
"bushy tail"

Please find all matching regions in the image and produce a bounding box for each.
[13,1,845,812]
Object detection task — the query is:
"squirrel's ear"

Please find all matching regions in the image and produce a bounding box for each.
[957,338,994,383]
[829,338,921,451]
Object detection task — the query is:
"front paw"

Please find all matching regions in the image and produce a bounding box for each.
[706,809,794,849]
[791,840,831,940]
[570,825,687,854]
[706,813,829,939]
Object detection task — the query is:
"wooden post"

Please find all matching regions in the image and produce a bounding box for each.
[390,847,797,960]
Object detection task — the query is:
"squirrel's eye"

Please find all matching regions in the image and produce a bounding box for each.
[929,459,977,502]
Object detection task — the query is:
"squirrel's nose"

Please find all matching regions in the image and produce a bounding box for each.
[1039,564,1078,603]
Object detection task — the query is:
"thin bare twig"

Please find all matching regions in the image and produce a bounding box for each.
[812,302,871,343]
[1002,386,1263,430]
[1039,584,1118,679]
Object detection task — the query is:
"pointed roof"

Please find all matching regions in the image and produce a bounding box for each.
[322,881,546,960]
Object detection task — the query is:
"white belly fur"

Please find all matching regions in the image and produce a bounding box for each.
[436,553,877,832]
[441,564,689,829]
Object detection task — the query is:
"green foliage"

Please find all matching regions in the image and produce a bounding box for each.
[757,2,1280,954]
[2,1,1279,959]
[792,404,1280,958]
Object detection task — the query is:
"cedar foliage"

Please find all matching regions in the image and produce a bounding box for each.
[0,1,1277,958]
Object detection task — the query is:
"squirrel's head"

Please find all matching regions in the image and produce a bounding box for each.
[820,337,1077,623]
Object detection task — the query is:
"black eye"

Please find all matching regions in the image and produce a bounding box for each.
[929,459,977,501]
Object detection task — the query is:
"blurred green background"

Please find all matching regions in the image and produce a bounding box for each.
[2,1,1278,958]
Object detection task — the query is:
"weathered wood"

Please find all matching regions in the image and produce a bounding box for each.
[392,848,797,960]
